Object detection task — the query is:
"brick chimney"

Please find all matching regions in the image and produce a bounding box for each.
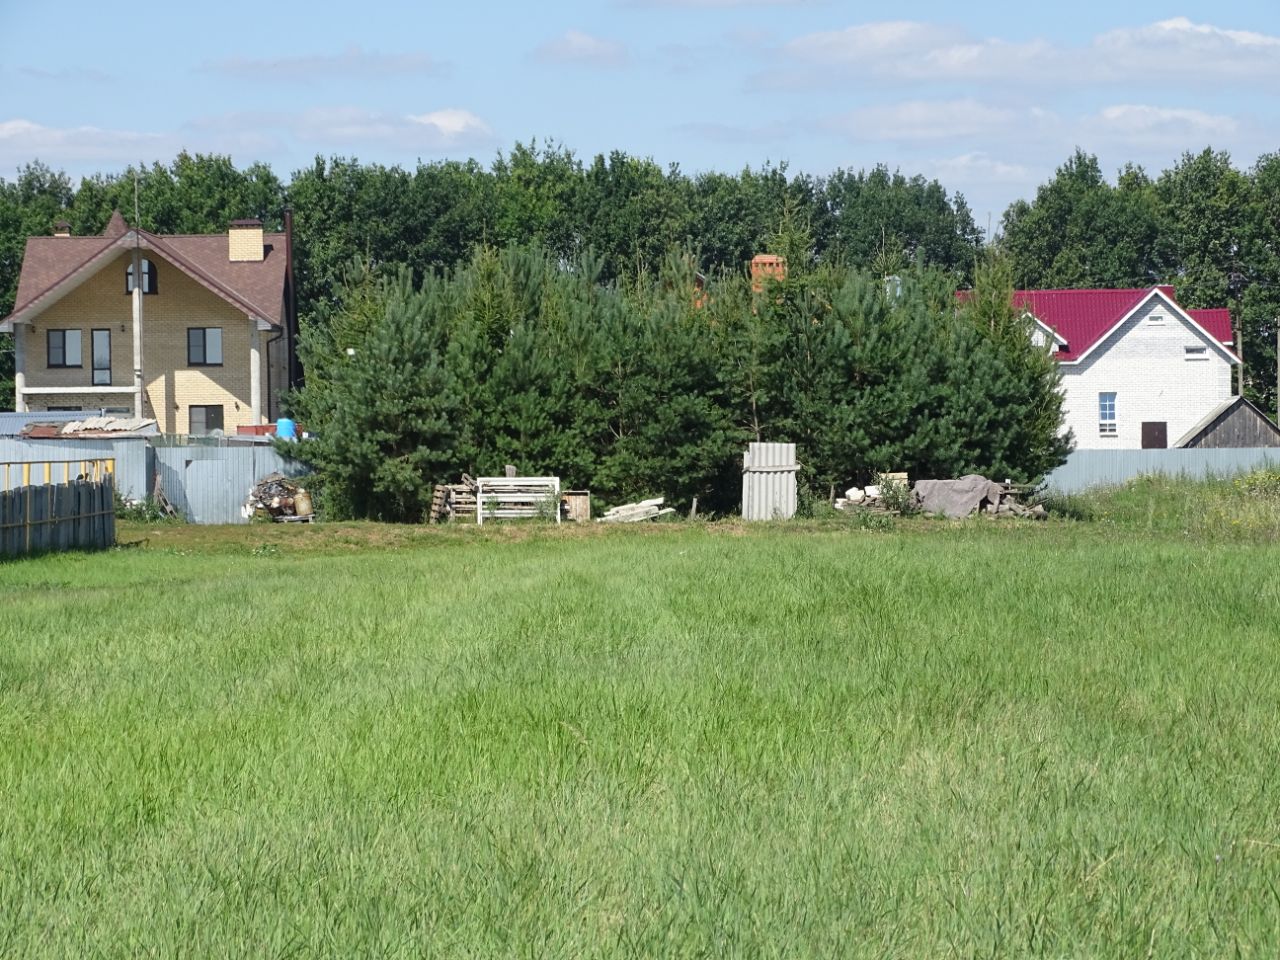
[54,220,71,238]
[750,254,786,293]
[228,219,264,262]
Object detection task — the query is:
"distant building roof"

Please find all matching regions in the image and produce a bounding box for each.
[2,211,286,330]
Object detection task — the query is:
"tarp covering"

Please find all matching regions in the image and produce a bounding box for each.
[913,475,1005,518]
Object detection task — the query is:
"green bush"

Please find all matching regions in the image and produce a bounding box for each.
[875,473,918,516]
[114,492,180,524]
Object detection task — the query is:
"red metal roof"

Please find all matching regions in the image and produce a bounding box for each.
[959,286,1234,362]
[1186,308,1234,346]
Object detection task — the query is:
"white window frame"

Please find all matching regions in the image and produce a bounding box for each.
[1099,392,1117,436]
[1184,345,1208,361]
[1147,313,1166,326]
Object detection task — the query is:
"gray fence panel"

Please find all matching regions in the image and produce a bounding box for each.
[153,445,308,523]
[0,437,150,500]
[1045,448,1279,493]
[742,442,798,521]
[0,478,115,557]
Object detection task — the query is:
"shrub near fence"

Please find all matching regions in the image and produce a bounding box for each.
[0,478,116,557]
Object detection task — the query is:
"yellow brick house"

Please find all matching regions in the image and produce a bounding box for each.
[1,211,296,434]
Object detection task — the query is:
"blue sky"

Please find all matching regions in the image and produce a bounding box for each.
[1,1,1277,230]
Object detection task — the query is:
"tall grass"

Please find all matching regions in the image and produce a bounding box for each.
[2,521,1279,957]
[1043,469,1280,543]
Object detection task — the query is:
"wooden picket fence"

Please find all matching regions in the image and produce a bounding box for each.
[0,465,116,558]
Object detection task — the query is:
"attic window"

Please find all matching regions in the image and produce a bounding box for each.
[1185,345,1208,361]
[125,258,158,295]
[1147,313,1165,325]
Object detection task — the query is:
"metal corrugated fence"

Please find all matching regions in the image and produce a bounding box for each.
[153,446,309,524]
[0,439,308,524]
[1045,448,1279,493]
[0,438,151,499]
[742,442,798,521]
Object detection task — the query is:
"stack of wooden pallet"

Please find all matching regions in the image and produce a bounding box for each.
[428,474,478,524]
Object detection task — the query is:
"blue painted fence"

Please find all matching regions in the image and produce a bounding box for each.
[1044,448,1278,493]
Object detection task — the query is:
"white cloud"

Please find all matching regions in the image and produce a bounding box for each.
[925,152,1035,186]
[1085,104,1239,148]
[203,45,445,79]
[408,109,495,145]
[783,21,1054,82]
[827,99,1021,142]
[1091,18,1280,81]
[295,107,495,151]
[778,17,1280,89]
[534,30,628,67]
[0,118,172,169]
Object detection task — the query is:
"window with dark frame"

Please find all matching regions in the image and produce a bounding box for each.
[47,329,82,368]
[125,258,158,294]
[189,405,224,435]
[92,328,111,385]
[187,327,223,366]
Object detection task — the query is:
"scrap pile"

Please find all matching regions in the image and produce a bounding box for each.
[835,472,1046,519]
[243,473,313,522]
[598,497,675,523]
[429,475,478,523]
[834,472,908,513]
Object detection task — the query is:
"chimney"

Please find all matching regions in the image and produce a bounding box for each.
[750,254,786,293]
[54,221,71,238]
[228,218,264,262]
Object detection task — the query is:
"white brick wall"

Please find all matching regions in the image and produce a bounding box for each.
[1060,295,1234,449]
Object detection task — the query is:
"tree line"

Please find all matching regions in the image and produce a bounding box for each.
[286,246,1067,521]
[1,142,1277,416]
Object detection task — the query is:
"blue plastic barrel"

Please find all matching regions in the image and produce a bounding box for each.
[276,417,297,440]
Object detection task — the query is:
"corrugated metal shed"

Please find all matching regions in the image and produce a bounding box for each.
[742,442,798,521]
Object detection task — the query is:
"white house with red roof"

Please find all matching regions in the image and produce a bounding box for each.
[1016,286,1238,449]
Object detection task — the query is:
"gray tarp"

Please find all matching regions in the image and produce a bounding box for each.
[913,474,1005,518]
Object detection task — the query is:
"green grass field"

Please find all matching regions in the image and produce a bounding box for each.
[3,496,1280,957]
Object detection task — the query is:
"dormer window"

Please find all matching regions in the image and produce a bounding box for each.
[125,258,158,295]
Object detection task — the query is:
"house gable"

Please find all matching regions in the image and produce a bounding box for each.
[1,229,286,332]
[1058,288,1238,367]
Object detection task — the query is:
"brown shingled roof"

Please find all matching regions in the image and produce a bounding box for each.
[3,212,286,328]
[104,210,128,238]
